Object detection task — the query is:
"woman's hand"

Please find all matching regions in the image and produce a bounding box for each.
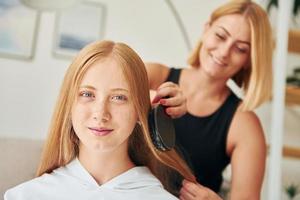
[180,179,223,200]
[152,82,186,118]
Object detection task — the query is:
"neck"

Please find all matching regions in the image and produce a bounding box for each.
[78,144,135,185]
[186,67,230,99]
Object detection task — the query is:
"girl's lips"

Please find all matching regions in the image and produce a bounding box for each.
[88,127,113,136]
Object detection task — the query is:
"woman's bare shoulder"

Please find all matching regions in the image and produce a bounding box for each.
[227,107,266,154]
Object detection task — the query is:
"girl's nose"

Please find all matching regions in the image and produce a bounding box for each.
[92,112,110,123]
[92,100,111,123]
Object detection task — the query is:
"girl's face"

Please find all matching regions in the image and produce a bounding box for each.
[199,14,251,80]
[71,58,138,154]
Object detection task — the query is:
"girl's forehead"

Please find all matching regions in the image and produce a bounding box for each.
[80,58,130,91]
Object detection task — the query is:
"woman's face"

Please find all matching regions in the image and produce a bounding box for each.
[71,58,138,154]
[199,14,251,80]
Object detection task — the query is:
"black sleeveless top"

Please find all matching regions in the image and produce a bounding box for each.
[166,68,240,193]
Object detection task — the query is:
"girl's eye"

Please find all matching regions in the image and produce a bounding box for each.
[111,95,127,101]
[79,91,94,98]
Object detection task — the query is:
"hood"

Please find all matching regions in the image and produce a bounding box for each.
[54,158,163,190]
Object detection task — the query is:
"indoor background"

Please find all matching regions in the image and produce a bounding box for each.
[0,0,299,199]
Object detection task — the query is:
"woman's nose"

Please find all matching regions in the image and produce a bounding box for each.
[218,43,231,59]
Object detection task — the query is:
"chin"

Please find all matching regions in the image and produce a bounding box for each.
[91,143,115,153]
[203,67,221,78]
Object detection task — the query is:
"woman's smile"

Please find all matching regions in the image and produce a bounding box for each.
[210,53,228,67]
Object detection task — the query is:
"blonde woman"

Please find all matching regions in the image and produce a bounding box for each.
[4,40,195,200]
[146,0,272,199]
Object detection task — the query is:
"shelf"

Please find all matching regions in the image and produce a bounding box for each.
[285,86,300,106]
[288,29,300,54]
[268,145,300,159]
[283,146,300,159]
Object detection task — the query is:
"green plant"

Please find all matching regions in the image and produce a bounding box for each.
[284,183,299,199]
[267,0,300,17]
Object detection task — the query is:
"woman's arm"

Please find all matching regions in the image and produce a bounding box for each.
[227,111,267,200]
[145,62,170,90]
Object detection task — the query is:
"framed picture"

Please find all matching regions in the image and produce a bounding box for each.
[0,0,39,60]
[53,1,106,59]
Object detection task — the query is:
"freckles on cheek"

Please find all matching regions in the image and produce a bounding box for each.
[114,107,137,123]
[72,105,89,122]
[118,110,134,121]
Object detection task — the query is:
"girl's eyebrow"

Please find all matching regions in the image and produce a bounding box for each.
[110,88,129,93]
[79,85,129,93]
[79,85,96,90]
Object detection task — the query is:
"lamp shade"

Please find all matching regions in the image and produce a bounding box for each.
[21,0,81,11]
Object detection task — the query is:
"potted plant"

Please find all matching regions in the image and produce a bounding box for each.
[284,183,299,200]
[267,0,300,53]
[267,0,300,18]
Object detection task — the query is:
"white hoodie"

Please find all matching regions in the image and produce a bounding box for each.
[4,158,177,200]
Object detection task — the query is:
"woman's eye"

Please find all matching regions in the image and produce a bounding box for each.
[111,95,127,101]
[79,91,94,98]
[215,33,225,40]
[236,46,248,54]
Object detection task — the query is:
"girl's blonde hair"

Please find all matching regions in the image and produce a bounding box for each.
[188,0,273,111]
[36,40,195,194]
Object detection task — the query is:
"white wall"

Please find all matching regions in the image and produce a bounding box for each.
[0,11,70,140]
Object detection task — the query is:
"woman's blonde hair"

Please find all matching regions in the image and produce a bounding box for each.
[188,0,273,111]
[36,40,195,194]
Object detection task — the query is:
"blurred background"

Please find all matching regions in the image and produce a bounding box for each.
[0,0,299,199]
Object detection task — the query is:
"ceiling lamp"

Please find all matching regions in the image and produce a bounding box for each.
[21,0,81,11]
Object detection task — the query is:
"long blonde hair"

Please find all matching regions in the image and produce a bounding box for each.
[188,0,273,111]
[37,40,195,194]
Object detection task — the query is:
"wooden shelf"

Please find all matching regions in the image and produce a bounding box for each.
[283,146,300,159]
[268,145,300,159]
[288,29,300,54]
[286,86,300,106]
